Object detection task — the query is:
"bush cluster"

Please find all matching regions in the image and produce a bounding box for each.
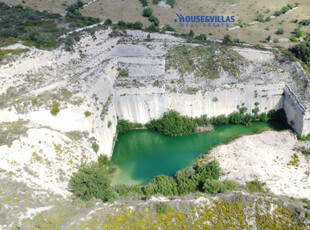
[144,107,283,137]
[0,2,99,49]
[166,0,176,8]
[116,160,238,197]
[289,41,310,67]
[274,4,295,17]
[70,157,235,202]
[143,7,153,17]
[69,155,115,202]
[116,120,143,135]
[65,0,85,13]
[146,111,196,136]
[117,21,143,29]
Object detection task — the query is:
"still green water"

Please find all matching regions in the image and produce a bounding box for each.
[111,121,285,185]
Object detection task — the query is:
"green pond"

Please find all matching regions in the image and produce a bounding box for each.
[111,121,285,185]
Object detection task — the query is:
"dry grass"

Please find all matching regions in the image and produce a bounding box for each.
[149,0,310,46]
[80,0,151,26]
[3,0,310,47]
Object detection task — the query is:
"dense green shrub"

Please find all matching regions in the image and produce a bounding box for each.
[117,21,127,27]
[149,16,160,26]
[152,0,160,4]
[210,114,229,125]
[276,28,284,35]
[175,166,199,194]
[133,22,143,29]
[259,113,268,122]
[140,0,148,7]
[143,7,153,17]
[290,41,310,67]
[117,120,143,135]
[65,12,100,28]
[146,111,196,136]
[104,18,112,25]
[228,112,242,124]
[243,114,253,125]
[84,111,91,117]
[143,175,178,196]
[257,14,264,22]
[203,179,225,194]
[290,36,297,42]
[50,101,60,116]
[294,27,303,38]
[281,6,290,14]
[166,0,176,8]
[66,0,85,13]
[69,158,114,202]
[194,114,208,126]
[223,34,233,45]
[112,184,144,197]
[92,143,99,153]
[195,160,220,185]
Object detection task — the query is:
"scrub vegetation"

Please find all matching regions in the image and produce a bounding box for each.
[289,41,310,70]
[79,198,308,230]
[116,120,143,135]
[0,1,100,49]
[143,108,287,137]
[165,45,247,79]
[71,154,237,202]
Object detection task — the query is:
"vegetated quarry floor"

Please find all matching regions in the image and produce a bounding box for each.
[0,25,310,228]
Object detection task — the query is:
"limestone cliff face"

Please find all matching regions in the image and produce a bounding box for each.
[114,84,284,124]
[94,83,285,157]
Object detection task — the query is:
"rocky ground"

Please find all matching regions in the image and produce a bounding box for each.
[208,130,310,199]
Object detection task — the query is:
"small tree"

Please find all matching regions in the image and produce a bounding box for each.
[166,0,176,8]
[257,14,264,22]
[143,7,153,17]
[76,0,84,8]
[149,16,159,26]
[223,34,232,45]
[117,21,127,27]
[104,18,112,25]
[92,142,99,153]
[294,27,303,38]
[66,4,77,13]
[69,162,113,202]
[188,30,194,37]
[140,0,148,7]
[276,28,284,35]
[50,101,60,116]
[289,41,310,66]
[133,21,143,29]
